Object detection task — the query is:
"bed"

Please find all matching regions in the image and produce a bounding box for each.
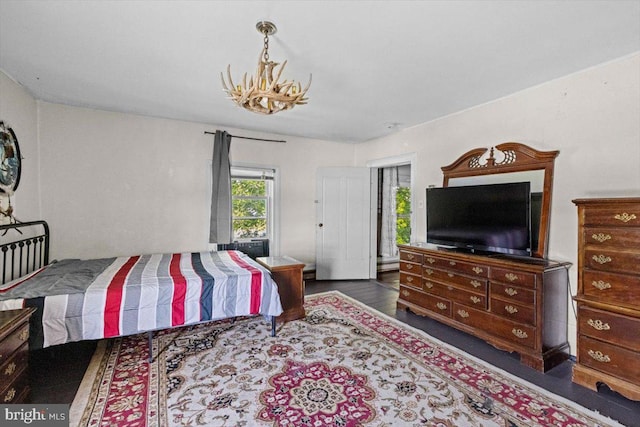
[0,221,283,358]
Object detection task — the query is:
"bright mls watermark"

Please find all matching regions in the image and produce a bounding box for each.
[0,405,68,426]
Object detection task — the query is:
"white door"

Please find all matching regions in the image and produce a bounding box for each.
[315,167,371,280]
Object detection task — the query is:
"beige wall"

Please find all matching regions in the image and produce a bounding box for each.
[36,102,354,262]
[356,53,640,259]
[354,53,640,354]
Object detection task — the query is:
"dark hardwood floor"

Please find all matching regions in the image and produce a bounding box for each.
[30,273,639,426]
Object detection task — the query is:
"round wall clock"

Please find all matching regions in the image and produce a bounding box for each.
[0,121,22,194]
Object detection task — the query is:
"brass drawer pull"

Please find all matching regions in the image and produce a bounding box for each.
[472,267,484,274]
[19,329,28,341]
[614,213,636,223]
[449,261,456,266]
[406,253,415,260]
[512,328,528,339]
[591,233,611,243]
[505,305,518,314]
[424,282,433,289]
[470,280,482,288]
[592,255,612,265]
[425,257,436,264]
[447,273,454,278]
[591,280,611,290]
[505,273,519,282]
[406,264,413,270]
[505,287,518,296]
[401,290,410,297]
[436,302,447,310]
[457,309,469,318]
[470,296,481,304]
[424,268,433,275]
[4,388,15,402]
[587,349,611,363]
[406,276,414,283]
[587,319,610,331]
[4,362,16,376]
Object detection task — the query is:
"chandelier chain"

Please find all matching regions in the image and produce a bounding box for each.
[263,32,270,62]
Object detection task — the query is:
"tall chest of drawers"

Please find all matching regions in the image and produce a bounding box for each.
[398,244,571,372]
[0,307,35,404]
[572,198,640,400]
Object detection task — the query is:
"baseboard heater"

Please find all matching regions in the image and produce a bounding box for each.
[216,239,269,260]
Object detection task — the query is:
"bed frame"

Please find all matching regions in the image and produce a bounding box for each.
[0,220,277,362]
[0,221,49,285]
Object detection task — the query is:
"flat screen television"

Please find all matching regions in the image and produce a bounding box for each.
[426,182,532,256]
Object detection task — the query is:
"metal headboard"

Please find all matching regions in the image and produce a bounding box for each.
[0,220,50,285]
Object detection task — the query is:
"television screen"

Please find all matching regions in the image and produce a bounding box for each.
[426,182,532,256]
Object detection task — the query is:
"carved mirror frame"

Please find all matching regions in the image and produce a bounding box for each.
[441,142,559,259]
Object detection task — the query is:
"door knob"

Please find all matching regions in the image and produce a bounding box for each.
[318,223,323,227]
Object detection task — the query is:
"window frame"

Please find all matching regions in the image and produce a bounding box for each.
[230,165,279,254]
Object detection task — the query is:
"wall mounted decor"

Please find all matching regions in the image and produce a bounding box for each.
[0,121,21,194]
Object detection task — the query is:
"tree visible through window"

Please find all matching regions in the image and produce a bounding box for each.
[231,167,274,241]
[396,186,411,245]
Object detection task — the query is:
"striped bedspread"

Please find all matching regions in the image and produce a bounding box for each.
[0,250,282,349]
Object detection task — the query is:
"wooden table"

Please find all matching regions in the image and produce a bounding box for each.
[257,256,306,323]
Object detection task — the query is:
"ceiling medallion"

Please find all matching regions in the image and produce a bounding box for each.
[221,21,311,115]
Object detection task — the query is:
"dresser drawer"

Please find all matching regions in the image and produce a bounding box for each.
[490,296,536,326]
[434,258,488,278]
[0,342,27,390]
[421,254,474,273]
[0,370,28,404]
[399,271,421,289]
[490,267,536,288]
[0,323,29,366]
[399,260,420,274]
[399,286,451,318]
[490,282,535,305]
[578,306,640,351]
[453,303,536,349]
[583,206,640,227]
[578,335,640,384]
[423,267,488,293]
[585,248,640,275]
[584,227,640,248]
[422,280,486,309]
[582,270,640,306]
[399,250,423,264]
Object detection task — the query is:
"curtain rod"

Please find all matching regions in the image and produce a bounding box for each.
[204,131,286,143]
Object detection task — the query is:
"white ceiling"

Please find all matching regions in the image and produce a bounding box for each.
[1,1,639,143]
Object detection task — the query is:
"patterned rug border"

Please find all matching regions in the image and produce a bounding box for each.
[69,290,624,427]
[309,291,624,426]
[70,340,109,426]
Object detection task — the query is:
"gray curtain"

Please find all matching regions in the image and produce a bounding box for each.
[209,130,232,243]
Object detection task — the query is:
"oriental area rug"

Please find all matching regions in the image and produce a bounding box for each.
[70,291,622,427]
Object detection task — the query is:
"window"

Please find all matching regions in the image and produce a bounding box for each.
[395,186,411,245]
[231,167,275,241]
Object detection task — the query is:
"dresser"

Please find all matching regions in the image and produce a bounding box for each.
[398,244,571,372]
[0,307,35,404]
[256,256,306,322]
[572,198,640,401]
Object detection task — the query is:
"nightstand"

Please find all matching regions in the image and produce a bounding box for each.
[257,256,306,322]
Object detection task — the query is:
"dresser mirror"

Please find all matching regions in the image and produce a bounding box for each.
[441,142,559,258]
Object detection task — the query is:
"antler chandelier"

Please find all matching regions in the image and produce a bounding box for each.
[221,21,311,115]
